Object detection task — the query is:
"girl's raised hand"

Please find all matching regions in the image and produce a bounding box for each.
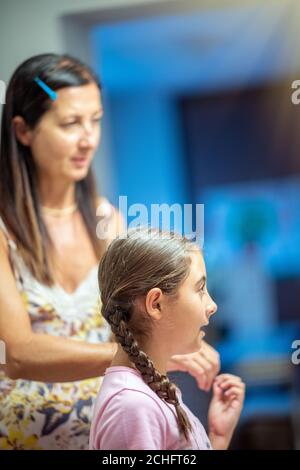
[167,340,221,391]
[208,374,245,449]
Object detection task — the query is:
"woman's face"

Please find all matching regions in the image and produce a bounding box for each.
[26,82,103,182]
[160,250,218,356]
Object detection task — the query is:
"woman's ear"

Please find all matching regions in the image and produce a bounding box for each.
[12,116,33,146]
[145,288,163,321]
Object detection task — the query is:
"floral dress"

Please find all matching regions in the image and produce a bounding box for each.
[0,216,112,450]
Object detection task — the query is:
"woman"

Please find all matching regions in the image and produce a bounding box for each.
[0,53,220,450]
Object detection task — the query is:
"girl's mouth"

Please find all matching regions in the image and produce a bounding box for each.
[199,323,209,337]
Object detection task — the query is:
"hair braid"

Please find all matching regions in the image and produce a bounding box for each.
[106,306,192,441]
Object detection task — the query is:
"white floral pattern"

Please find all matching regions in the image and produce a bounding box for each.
[0,215,111,449]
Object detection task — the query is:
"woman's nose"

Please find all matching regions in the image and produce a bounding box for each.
[79,126,95,147]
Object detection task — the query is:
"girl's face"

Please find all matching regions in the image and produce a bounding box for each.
[22,82,103,183]
[161,250,218,356]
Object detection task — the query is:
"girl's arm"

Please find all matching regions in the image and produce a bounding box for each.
[208,374,246,450]
[167,340,221,391]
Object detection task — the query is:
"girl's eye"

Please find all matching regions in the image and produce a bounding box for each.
[198,285,205,295]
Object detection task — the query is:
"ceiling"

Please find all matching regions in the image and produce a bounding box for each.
[90,0,300,93]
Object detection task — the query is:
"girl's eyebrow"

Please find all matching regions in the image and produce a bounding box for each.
[195,276,206,288]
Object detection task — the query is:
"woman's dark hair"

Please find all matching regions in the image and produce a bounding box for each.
[0,53,106,284]
[98,227,200,441]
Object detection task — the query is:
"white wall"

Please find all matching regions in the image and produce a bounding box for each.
[0,0,259,198]
[0,0,207,83]
[0,0,143,196]
[0,0,197,197]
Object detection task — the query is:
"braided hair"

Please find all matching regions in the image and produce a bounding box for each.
[98,227,198,441]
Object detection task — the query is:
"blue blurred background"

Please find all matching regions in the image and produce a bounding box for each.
[1,0,300,450]
[89,1,300,449]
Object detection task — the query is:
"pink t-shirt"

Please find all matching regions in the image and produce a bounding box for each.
[89,366,213,450]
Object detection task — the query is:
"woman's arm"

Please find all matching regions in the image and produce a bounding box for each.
[4,334,117,383]
[0,231,117,383]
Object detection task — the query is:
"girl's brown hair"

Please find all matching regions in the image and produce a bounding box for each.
[0,53,106,285]
[98,227,199,441]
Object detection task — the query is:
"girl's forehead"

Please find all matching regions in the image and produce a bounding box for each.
[188,250,206,280]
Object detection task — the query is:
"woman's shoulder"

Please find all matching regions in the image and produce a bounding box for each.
[96,196,125,239]
[96,196,114,217]
[0,224,8,255]
[0,214,14,255]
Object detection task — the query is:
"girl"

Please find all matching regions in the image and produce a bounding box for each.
[90,228,245,450]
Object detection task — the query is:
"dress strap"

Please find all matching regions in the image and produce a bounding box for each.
[0,215,17,251]
[0,214,24,287]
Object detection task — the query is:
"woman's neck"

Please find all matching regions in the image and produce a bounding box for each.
[38,176,76,209]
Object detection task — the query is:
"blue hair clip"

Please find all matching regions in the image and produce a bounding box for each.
[34,76,57,101]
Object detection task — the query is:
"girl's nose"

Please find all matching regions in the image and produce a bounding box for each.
[207,299,218,318]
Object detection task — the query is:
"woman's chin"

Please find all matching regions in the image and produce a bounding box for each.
[67,168,90,181]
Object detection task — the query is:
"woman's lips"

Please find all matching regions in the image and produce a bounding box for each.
[70,156,89,168]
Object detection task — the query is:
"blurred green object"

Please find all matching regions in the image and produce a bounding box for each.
[227,199,278,247]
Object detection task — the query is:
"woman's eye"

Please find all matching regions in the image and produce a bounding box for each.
[62,122,77,127]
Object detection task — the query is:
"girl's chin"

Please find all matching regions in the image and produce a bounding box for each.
[185,338,204,355]
[174,332,206,356]
[195,331,205,349]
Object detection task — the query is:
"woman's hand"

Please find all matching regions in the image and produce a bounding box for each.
[208,374,245,449]
[167,340,221,391]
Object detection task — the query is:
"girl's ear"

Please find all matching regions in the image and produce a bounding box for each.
[145,288,163,321]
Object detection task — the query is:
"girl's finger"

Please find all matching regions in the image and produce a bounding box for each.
[217,377,243,387]
[185,360,206,382]
[215,374,243,383]
[224,386,245,398]
[199,349,220,371]
[212,380,223,399]
[194,354,213,373]
[219,379,245,391]
[193,356,215,390]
